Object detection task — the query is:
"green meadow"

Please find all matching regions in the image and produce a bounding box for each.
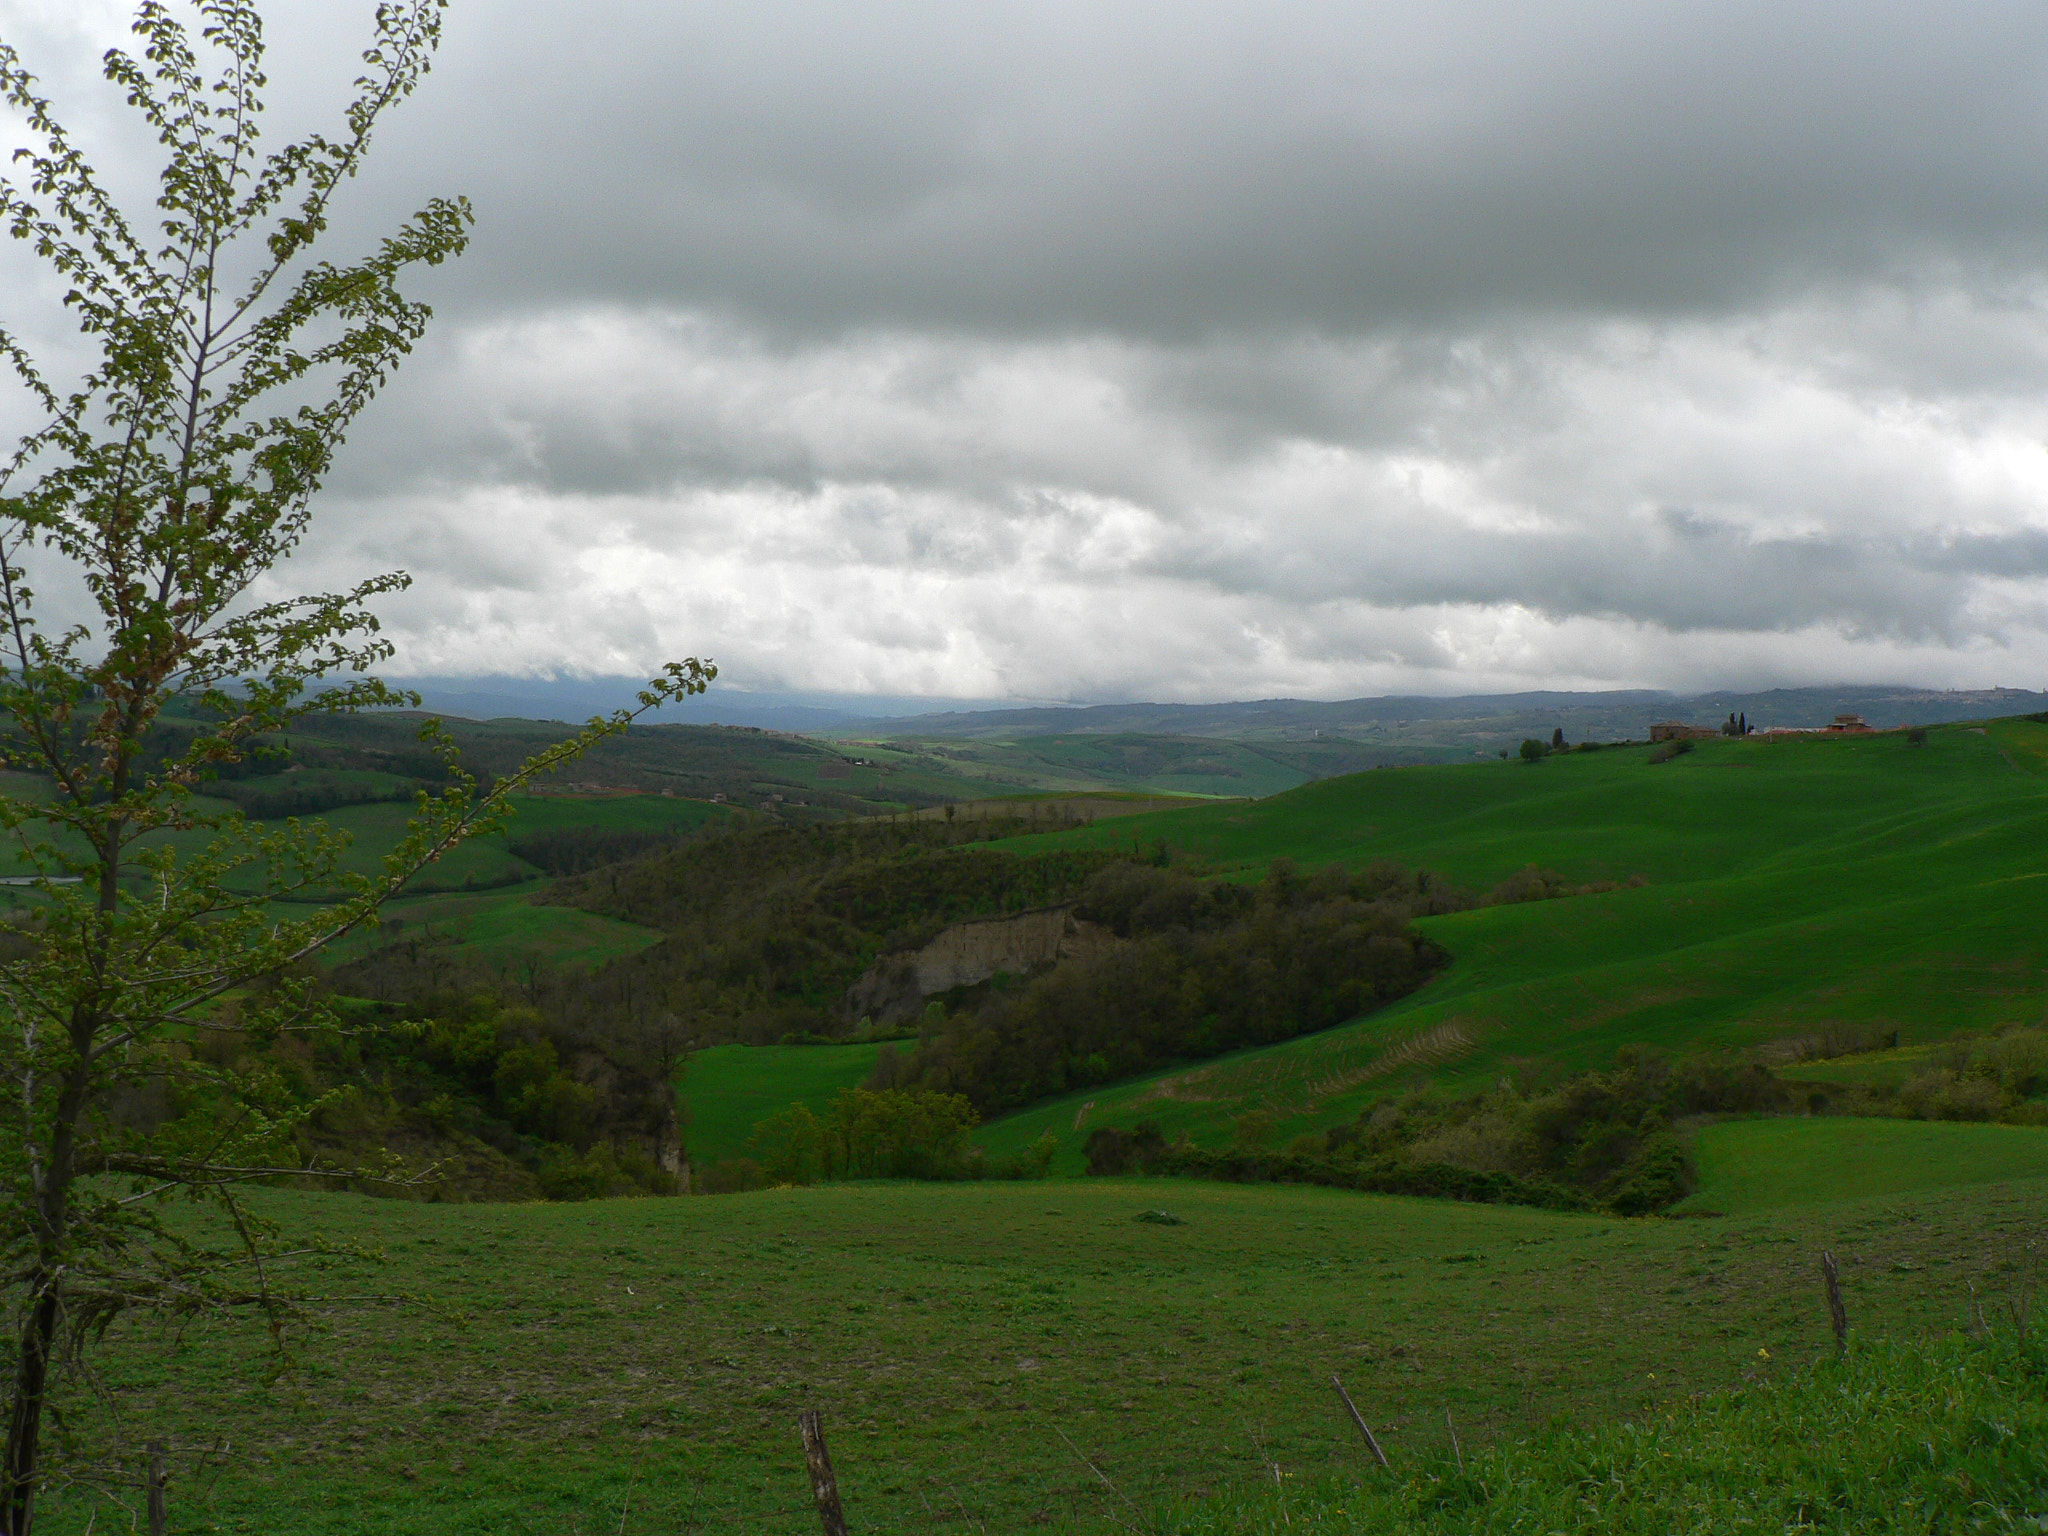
[37,1166,2045,1535]
[683,1043,885,1165]
[316,792,731,969]
[1678,1115,2048,1213]
[949,721,2048,1166]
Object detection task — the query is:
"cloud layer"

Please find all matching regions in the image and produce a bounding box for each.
[14,1,2048,698]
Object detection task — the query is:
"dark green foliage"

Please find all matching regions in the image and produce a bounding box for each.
[1147,1145,1596,1211]
[1091,1049,1790,1213]
[515,816,1126,1044]
[1085,1120,1168,1174]
[1519,738,1547,762]
[1799,1025,2048,1125]
[1550,727,1565,749]
[198,988,685,1201]
[508,825,684,875]
[895,860,1450,1114]
[1648,737,1696,763]
[742,1086,1056,1186]
[205,772,415,819]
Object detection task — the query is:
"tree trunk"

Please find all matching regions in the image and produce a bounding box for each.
[2,1047,93,1536]
[0,1286,61,1536]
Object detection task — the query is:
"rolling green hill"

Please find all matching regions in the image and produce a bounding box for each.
[1677,1116,2048,1212]
[956,721,2048,1166]
[677,720,2048,1173]
[681,1042,885,1165]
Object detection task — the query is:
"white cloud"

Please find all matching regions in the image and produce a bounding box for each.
[257,285,2048,699]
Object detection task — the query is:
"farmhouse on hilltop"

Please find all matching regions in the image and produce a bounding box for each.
[1760,713,1879,740]
[1656,711,1880,743]
[1648,720,1721,742]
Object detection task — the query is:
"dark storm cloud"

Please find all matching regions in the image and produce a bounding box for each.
[350,0,2048,335]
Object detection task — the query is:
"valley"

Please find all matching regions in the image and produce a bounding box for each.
[13,702,2048,1533]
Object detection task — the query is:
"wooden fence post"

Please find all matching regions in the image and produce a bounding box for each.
[145,1440,167,1536]
[798,1408,849,1536]
[1329,1373,1390,1469]
[1821,1251,1847,1354]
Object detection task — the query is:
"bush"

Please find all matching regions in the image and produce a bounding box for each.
[1897,1068,2008,1121]
[1105,1049,1794,1214]
[694,1157,765,1194]
[1518,738,1547,763]
[509,826,684,875]
[1085,1121,1167,1175]
[1649,737,1696,763]
[748,1086,980,1183]
[1142,1145,1596,1212]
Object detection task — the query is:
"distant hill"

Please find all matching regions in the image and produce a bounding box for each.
[383,675,1008,733]
[859,685,2048,761]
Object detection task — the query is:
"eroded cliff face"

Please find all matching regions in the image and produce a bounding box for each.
[848,907,1114,1022]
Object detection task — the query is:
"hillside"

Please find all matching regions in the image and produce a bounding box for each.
[677,719,2048,1172]
[18,717,2048,1533]
[868,684,2048,752]
[31,1169,2044,1534]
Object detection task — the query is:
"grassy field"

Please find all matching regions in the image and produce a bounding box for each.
[36,1173,2044,1534]
[828,734,1326,799]
[1155,1330,2048,1534]
[946,722,2048,1167]
[308,792,732,970]
[1774,1043,1947,1090]
[682,1043,884,1165]
[1678,1116,2048,1212]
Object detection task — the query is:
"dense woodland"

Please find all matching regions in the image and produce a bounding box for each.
[340,814,1129,1042]
[134,699,943,817]
[184,981,691,1200]
[876,859,1458,1113]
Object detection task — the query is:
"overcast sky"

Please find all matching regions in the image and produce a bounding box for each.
[9,0,2048,702]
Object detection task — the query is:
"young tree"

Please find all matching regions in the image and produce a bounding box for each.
[0,4,709,1525]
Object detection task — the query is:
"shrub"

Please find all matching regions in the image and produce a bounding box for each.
[1518,738,1548,763]
[1649,737,1696,763]
[694,1157,765,1194]
[1137,1049,1797,1214]
[1897,1068,2008,1121]
[1404,1109,1533,1174]
[1084,1121,1167,1175]
[747,1086,981,1183]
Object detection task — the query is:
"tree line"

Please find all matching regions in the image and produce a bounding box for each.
[873,859,1456,1114]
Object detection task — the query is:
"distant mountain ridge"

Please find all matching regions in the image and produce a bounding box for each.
[859,686,2048,743]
